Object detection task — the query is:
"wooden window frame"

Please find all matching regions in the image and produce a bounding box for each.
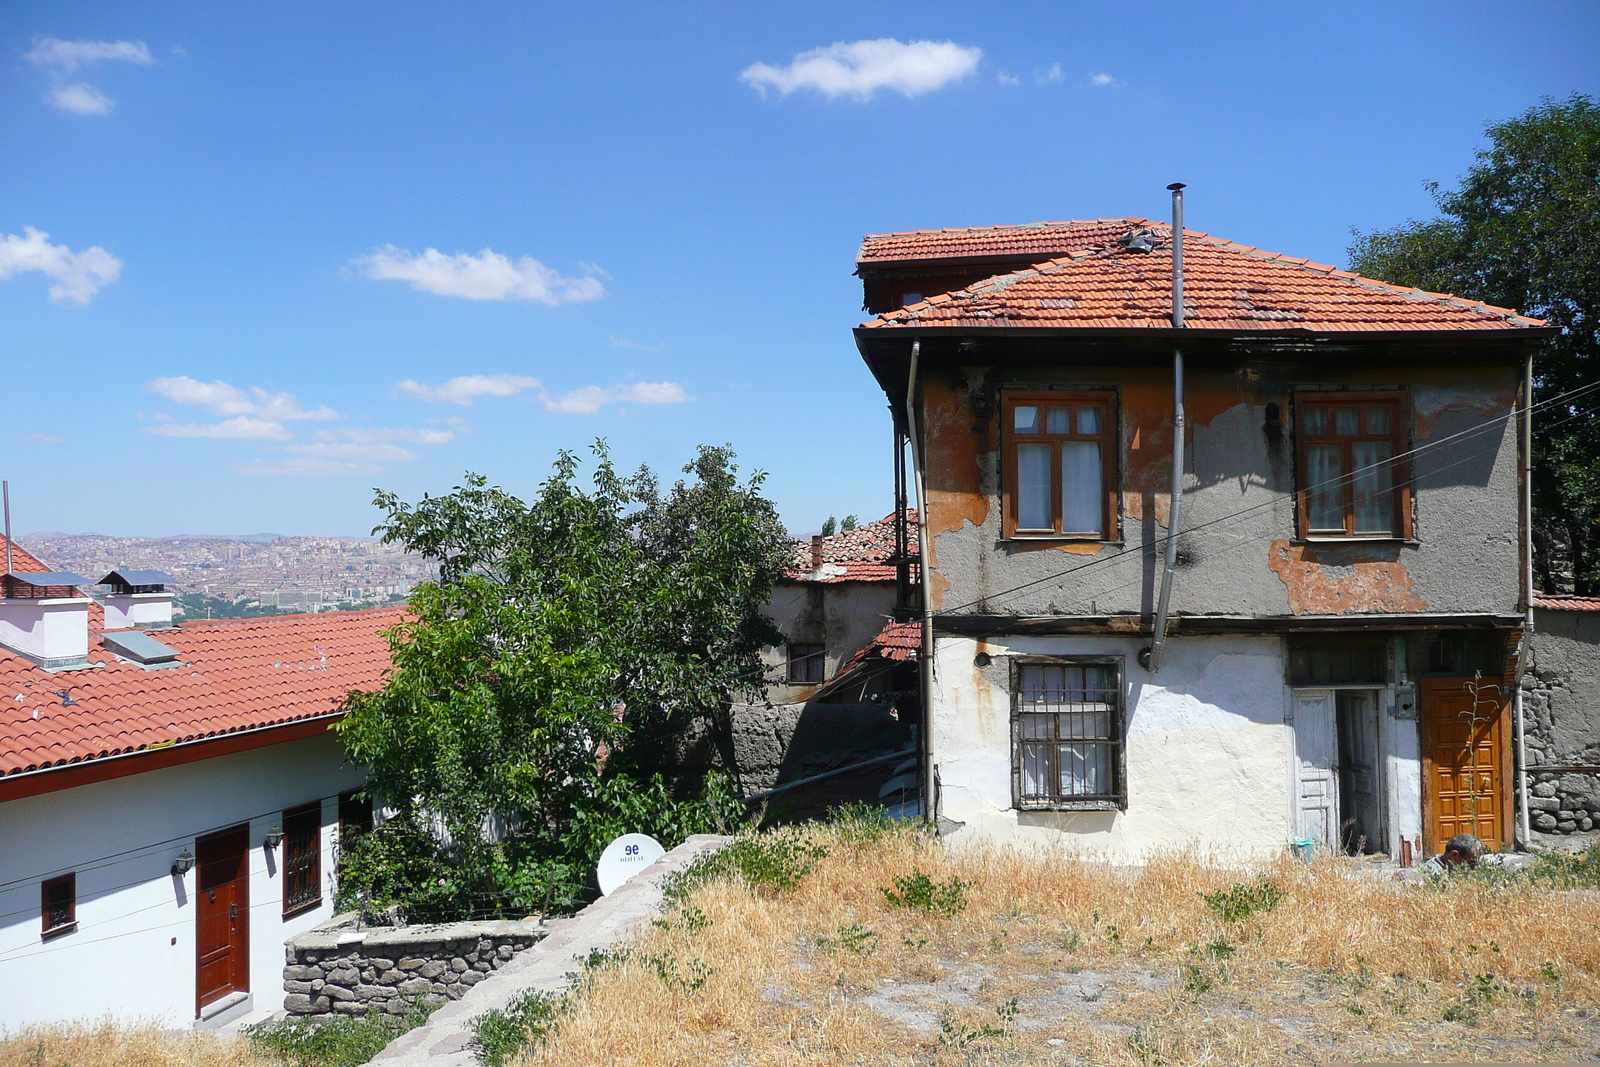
[1001,390,1120,541]
[787,642,826,685]
[41,872,76,940]
[1010,655,1128,812]
[1292,389,1413,540]
[281,803,322,919]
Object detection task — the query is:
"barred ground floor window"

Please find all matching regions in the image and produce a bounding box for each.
[1012,658,1126,810]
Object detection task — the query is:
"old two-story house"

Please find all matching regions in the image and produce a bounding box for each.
[854,204,1551,862]
[0,535,396,1030]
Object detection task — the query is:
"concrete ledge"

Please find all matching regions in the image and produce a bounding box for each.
[369,833,731,1067]
[290,917,545,953]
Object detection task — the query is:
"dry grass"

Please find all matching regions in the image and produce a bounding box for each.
[519,822,1600,1066]
[0,1020,276,1067]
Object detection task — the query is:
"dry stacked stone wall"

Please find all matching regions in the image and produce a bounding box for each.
[1523,606,1600,840]
[283,917,546,1018]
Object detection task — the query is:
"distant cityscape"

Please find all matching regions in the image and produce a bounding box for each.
[19,532,437,618]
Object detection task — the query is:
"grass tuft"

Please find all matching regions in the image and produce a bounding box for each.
[243,1004,431,1067]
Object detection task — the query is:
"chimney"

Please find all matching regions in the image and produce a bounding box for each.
[0,570,93,670]
[99,569,176,630]
[811,535,824,572]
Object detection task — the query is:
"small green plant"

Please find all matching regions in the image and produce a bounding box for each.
[1127,1025,1166,1065]
[902,935,929,950]
[937,998,1018,1049]
[816,923,877,956]
[470,990,567,1067]
[1201,876,1284,923]
[1203,936,1235,960]
[662,831,829,902]
[827,801,904,846]
[651,905,710,934]
[642,950,713,994]
[1541,960,1561,982]
[245,1003,432,1067]
[1059,928,1082,951]
[1181,963,1213,995]
[880,869,969,916]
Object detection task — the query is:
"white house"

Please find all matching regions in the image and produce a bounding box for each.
[0,538,398,1030]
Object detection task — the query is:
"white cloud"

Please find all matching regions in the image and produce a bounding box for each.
[145,416,292,440]
[1038,63,1065,84]
[996,72,1020,87]
[609,335,667,351]
[1088,72,1116,87]
[355,246,605,304]
[539,381,691,415]
[235,456,383,476]
[315,426,456,446]
[236,437,439,476]
[51,83,113,115]
[742,39,981,101]
[393,374,540,405]
[25,37,153,71]
[144,376,339,422]
[0,227,122,305]
[286,441,418,463]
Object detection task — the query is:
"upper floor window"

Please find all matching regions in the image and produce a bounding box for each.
[788,642,825,685]
[1295,392,1410,538]
[1002,391,1118,539]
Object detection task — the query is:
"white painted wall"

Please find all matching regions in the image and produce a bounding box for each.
[932,634,1296,862]
[0,732,365,1030]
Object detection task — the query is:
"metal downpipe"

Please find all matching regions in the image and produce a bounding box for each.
[1144,183,1187,673]
[905,339,936,823]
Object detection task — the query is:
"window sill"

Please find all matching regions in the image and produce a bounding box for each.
[1016,800,1125,813]
[1005,537,1124,546]
[1295,536,1419,546]
[283,898,323,921]
[41,922,77,942]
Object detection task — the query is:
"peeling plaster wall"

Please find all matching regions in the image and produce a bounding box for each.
[931,633,1293,861]
[921,363,1521,619]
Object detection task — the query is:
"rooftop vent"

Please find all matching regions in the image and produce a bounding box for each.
[102,628,180,668]
[100,569,176,630]
[0,571,92,671]
[1119,227,1160,255]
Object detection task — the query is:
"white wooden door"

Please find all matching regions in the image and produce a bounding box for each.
[1293,689,1338,851]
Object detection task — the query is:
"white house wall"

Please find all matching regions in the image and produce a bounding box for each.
[933,633,1294,862]
[0,732,364,1030]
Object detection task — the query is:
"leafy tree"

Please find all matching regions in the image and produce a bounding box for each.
[820,515,837,536]
[841,514,860,531]
[335,443,789,919]
[1348,94,1600,592]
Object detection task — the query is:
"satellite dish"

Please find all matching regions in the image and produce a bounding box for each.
[596,833,665,896]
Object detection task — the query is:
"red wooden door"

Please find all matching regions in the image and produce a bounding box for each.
[1421,678,1508,854]
[196,825,250,1014]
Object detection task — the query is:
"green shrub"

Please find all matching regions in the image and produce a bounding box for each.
[662,831,829,902]
[826,802,904,847]
[245,1005,430,1067]
[880,869,969,916]
[470,990,567,1067]
[1201,877,1284,923]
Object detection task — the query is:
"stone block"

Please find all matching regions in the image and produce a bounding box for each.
[473,961,492,972]
[1535,812,1558,831]
[398,977,433,995]
[497,945,514,960]
[332,1000,367,1015]
[398,957,427,971]
[1528,797,1561,812]
[418,960,448,979]
[450,958,469,973]
[284,980,317,995]
[369,957,395,970]
[356,983,390,1000]
[1558,820,1578,832]
[431,982,451,996]
[323,984,358,1002]
[283,965,323,981]
[284,993,330,1014]
[1534,782,1558,798]
[420,993,448,1010]
[459,969,485,987]
[1583,817,1594,831]
[359,966,377,983]
[379,969,406,985]
[326,967,361,987]
[384,998,413,1015]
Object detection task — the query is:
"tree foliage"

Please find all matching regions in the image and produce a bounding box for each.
[1348,94,1600,592]
[335,443,789,919]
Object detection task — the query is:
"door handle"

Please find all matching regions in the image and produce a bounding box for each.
[230,902,238,921]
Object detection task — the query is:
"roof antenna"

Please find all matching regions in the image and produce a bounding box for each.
[3,480,11,593]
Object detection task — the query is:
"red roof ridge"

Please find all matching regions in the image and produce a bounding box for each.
[860,217,1148,246]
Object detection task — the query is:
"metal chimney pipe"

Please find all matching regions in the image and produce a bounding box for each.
[3,480,11,588]
[1144,184,1187,673]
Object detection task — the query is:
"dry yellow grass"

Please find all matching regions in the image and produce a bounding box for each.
[0,1020,275,1067]
[520,823,1600,1066]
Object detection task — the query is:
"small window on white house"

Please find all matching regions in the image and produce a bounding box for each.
[41,873,76,940]
[788,642,826,685]
[1013,660,1125,809]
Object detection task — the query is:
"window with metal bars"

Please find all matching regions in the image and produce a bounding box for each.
[282,803,322,917]
[41,873,75,940]
[1012,660,1125,810]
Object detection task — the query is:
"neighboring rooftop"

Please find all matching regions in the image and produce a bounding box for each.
[858,219,1546,333]
[0,535,398,780]
[786,512,913,584]
[1533,593,1600,612]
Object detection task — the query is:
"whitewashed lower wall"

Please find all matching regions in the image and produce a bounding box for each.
[0,732,365,1030]
[932,634,1294,862]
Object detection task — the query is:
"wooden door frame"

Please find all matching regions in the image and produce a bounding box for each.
[1419,677,1513,855]
[195,823,251,1018]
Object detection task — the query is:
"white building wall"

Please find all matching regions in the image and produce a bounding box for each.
[932,633,1296,862]
[0,732,365,1030]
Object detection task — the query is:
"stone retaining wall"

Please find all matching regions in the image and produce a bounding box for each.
[1523,606,1600,840]
[283,916,547,1018]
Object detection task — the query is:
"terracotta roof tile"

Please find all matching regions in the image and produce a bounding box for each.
[786,512,914,584]
[858,220,1546,333]
[830,620,921,685]
[1533,593,1600,612]
[0,537,399,778]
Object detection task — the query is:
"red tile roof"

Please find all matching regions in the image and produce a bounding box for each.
[858,219,1138,267]
[786,512,913,584]
[829,620,921,687]
[0,537,398,780]
[1533,593,1600,612]
[859,220,1545,333]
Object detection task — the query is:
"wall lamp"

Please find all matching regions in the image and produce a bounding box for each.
[171,849,195,876]
[264,826,285,849]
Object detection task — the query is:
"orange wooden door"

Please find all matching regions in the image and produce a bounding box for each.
[1421,678,1507,854]
[196,825,250,1014]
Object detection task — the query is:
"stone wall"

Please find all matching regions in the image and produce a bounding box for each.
[283,915,546,1018]
[1523,606,1600,840]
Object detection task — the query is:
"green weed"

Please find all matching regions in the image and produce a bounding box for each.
[1201,876,1284,923]
[880,869,969,916]
[245,1004,431,1067]
[815,923,878,957]
[470,990,567,1067]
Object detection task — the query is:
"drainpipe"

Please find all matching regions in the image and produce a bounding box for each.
[1514,350,1535,845]
[1143,184,1187,673]
[905,338,936,822]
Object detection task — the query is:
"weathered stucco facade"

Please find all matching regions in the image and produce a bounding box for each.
[1522,601,1600,840]
[854,216,1550,863]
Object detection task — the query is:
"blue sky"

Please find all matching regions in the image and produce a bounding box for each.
[3,2,1597,538]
